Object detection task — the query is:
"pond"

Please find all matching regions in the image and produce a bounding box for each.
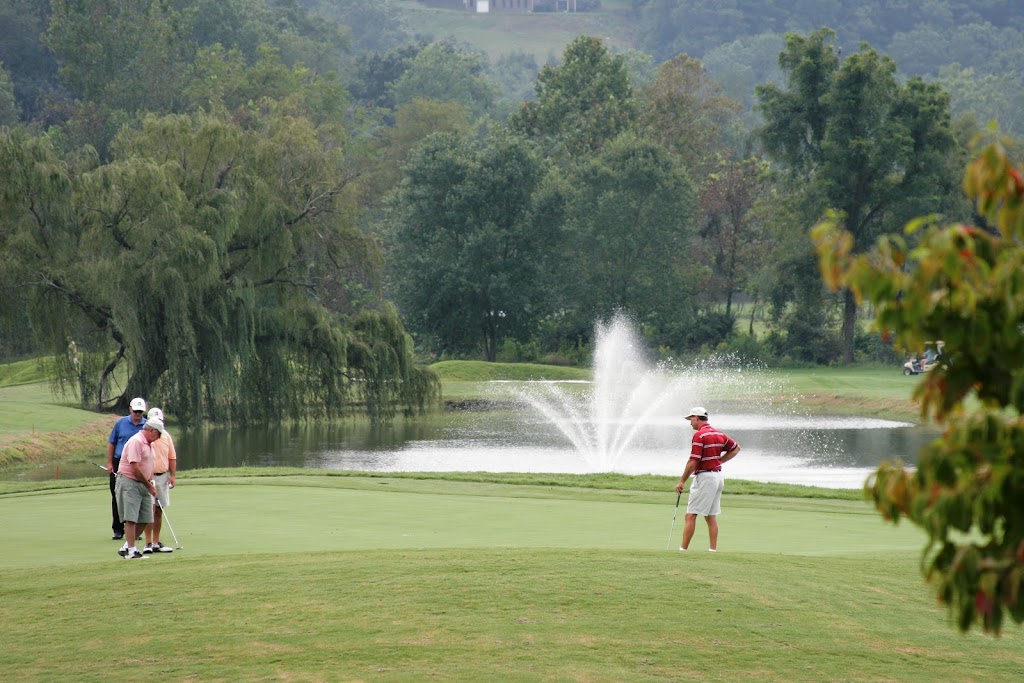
[10,318,938,489]
[9,401,937,489]
[161,406,936,490]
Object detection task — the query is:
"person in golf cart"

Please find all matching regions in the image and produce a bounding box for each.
[906,353,923,374]
[903,341,945,375]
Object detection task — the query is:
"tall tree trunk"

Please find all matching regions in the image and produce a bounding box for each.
[841,289,857,364]
[482,319,497,362]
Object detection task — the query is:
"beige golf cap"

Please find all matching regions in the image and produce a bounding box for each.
[685,406,709,419]
[145,417,165,434]
[129,397,147,412]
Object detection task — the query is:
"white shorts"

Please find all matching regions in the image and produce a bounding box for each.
[152,472,171,509]
[686,471,724,515]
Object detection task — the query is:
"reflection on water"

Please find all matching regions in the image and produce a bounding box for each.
[158,410,937,490]
[3,408,937,489]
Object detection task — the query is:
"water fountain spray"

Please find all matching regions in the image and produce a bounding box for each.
[510,314,749,472]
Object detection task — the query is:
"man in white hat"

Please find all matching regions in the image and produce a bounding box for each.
[115,417,164,559]
[142,407,176,553]
[105,397,147,540]
[675,406,741,552]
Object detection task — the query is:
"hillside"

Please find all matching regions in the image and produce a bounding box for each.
[388,0,1024,133]
[394,0,640,61]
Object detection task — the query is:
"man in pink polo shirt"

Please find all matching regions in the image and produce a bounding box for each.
[143,407,177,554]
[675,406,741,552]
[115,417,164,559]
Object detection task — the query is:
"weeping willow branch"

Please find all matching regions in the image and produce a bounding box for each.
[1,113,434,426]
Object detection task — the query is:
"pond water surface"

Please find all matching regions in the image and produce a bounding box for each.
[161,407,936,490]
[11,407,936,489]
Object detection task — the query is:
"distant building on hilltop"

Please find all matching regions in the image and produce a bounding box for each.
[464,0,534,11]
[419,1,584,13]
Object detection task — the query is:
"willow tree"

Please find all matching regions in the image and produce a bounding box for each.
[0,110,437,425]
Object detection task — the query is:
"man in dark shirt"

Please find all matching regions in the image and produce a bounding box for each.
[105,397,147,540]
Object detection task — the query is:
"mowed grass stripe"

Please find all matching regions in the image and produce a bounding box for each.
[0,478,922,568]
[1,548,1022,681]
[2,479,1021,681]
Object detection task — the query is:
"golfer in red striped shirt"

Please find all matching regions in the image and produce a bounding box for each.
[675,406,741,552]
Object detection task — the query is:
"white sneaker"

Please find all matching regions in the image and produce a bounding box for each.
[117,542,129,557]
[679,547,687,552]
[124,548,149,559]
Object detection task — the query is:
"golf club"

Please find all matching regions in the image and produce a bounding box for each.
[93,462,110,472]
[156,498,183,550]
[665,492,682,550]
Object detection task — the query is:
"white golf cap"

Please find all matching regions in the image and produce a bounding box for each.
[145,417,165,434]
[129,397,147,412]
[148,407,164,421]
[685,406,709,419]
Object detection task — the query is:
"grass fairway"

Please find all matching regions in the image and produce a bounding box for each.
[0,360,118,469]
[2,361,1015,679]
[2,474,1022,681]
[428,361,926,421]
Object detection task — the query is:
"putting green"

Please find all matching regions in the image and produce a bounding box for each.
[0,476,923,568]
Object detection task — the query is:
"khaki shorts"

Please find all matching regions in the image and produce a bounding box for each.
[115,476,154,525]
[686,471,724,516]
[152,472,171,509]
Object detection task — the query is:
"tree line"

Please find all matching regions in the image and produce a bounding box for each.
[0,0,1008,419]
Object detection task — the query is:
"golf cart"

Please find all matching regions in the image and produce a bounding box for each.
[903,341,944,375]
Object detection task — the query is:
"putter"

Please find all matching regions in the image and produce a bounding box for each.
[156,498,183,550]
[665,492,682,550]
[93,462,110,472]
